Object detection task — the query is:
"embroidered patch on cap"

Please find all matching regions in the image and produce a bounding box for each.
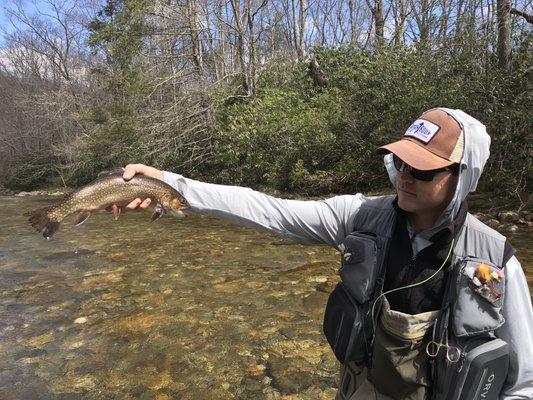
[404,119,440,143]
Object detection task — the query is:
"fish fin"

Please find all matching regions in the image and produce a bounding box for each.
[74,211,91,226]
[97,168,124,177]
[150,204,164,222]
[111,204,121,221]
[27,207,61,239]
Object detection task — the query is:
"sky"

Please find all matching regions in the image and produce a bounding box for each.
[1,1,46,45]
[0,0,82,47]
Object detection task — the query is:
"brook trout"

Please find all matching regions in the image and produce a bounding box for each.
[26,170,189,239]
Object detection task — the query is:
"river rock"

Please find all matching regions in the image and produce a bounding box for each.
[498,223,518,233]
[473,213,491,222]
[267,355,315,394]
[498,211,520,223]
[484,219,500,229]
[15,191,34,196]
[519,211,533,222]
[0,185,15,195]
[315,275,338,294]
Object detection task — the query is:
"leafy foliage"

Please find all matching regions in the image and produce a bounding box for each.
[201,40,531,197]
[4,19,531,200]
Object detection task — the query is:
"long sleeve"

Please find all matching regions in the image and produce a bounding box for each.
[496,255,533,400]
[163,171,364,249]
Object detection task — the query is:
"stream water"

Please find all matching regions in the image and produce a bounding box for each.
[0,195,531,399]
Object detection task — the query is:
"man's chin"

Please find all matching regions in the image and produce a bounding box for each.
[397,197,420,213]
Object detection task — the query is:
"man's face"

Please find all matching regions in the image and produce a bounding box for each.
[396,165,458,216]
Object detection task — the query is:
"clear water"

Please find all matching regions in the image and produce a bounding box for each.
[0,195,531,399]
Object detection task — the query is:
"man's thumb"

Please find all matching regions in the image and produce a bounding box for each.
[123,164,140,180]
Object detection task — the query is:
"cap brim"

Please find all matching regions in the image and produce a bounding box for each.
[377,139,454,170]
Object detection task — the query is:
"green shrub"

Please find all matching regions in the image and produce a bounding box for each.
[203,41,531,198]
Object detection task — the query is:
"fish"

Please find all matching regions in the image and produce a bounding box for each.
[25,169,189,239]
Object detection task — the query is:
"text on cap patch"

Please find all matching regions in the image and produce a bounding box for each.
[404,119,440,143]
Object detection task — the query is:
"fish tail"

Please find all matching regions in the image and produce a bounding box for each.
[26,207,61,239]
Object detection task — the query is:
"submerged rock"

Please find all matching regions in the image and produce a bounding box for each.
[267,355,316,394]
[42,249,94,261]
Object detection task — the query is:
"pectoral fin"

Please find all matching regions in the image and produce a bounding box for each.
[111,204,122,221]
[74,211,91,226]
[150,204,164,222]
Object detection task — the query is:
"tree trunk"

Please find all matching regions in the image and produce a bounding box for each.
[187,0,204,75]
[374,0,385,46]
[392,0,409,46]
[497,0,512,74]
[246,0,256,95]
[229,0,251,95]
[298,0,307,59]
[367,0,385,47]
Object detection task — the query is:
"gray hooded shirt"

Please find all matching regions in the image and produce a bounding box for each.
[163,108,533,399]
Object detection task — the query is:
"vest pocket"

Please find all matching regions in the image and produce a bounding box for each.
[434,336,509,400]
[340,232,385,303]
[324,232,389,365]
[323,282,370,364]
[452,257,505,337]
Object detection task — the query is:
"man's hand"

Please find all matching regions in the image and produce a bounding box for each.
[124,164,164,210]
[110,164,164,212]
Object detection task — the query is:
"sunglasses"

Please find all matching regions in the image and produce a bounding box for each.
[393,155,458,182]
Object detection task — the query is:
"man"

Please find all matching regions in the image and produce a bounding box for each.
[116,108,533,399]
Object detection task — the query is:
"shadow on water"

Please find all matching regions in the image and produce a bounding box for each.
[0,195,531,399]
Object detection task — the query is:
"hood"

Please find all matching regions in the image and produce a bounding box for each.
[384,107,491,233]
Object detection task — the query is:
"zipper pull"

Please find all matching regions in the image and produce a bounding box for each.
[457,352,466,372]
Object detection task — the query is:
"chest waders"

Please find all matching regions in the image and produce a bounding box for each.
[323,196,510,400]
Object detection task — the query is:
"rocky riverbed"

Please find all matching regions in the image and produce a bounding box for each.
[1,195,341,399]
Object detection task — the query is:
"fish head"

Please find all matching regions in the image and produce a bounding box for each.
[169,196,189,210]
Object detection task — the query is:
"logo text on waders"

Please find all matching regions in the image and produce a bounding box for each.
[480,373,495,398]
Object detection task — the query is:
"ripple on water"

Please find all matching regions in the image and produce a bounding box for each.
[41,249,94,261]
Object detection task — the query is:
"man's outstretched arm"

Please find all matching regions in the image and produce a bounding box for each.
[162,171,364,248]
[119,164,365,249]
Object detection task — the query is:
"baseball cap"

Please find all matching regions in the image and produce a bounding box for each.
[377,109,464,170]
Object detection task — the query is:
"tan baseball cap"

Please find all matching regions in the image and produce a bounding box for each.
[377,109,464,170]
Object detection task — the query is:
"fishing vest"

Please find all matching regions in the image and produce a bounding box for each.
[323,195,509,400]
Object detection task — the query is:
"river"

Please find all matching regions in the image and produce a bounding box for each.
[0,195,531,399]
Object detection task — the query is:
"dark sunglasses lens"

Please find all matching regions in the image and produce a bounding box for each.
[411,169,434,181]
[392,154,456,181]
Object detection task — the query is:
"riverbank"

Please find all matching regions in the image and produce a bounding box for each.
[6,183,530,235]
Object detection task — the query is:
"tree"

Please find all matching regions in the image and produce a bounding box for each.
[497,0,512,74]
